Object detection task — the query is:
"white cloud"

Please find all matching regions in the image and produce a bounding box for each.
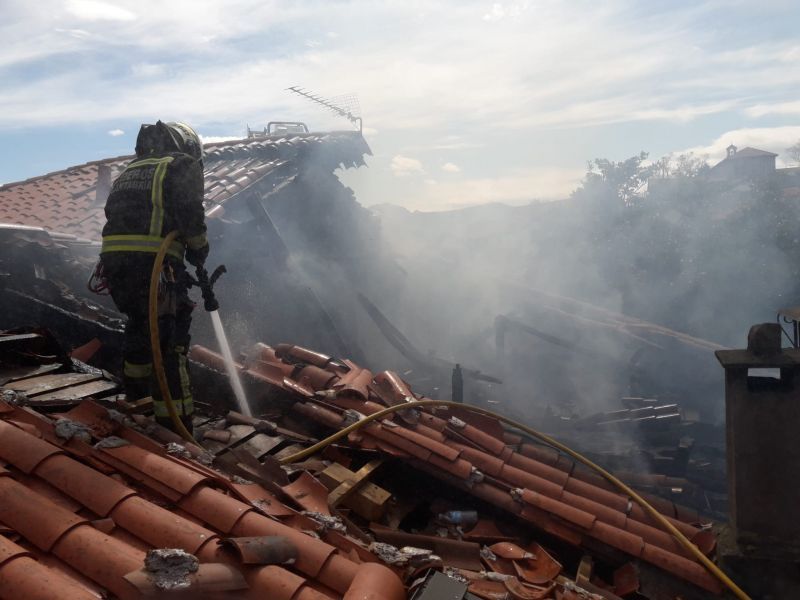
[483,2,530,22]
[0,1,788,132]
[131,63,167,78]
[408,166,584,211]
[483,3,506,22]
[441,162,461,173]
[0,1,795,141]
[391,155,424,177]
[107,128,124,136]
[744,100,800,118]
[65,0,137,21]
[54,28,91,39]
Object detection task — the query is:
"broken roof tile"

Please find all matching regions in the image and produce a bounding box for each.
[202,340,724,595]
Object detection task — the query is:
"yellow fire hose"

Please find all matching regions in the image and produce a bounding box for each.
[149,231,196,443]
[280,400,750,600]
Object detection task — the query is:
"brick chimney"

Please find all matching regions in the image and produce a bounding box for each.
[715,323,800,554]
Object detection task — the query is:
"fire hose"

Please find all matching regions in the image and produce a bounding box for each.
[149,231,197,444]
[279,400,750,600]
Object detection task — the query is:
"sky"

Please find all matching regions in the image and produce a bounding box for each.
[1,0,799,211]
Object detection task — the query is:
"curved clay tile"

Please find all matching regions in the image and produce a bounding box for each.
[245,342,279,366]
[0,475,143,599]
[33,454,137,517]
[123,562,248,596]
[342,563,406,600]
[295,393,723,593]
[295,364,340,391]
[510,543,562,585]
[98,443,209,497]
[333,368,373,402]
[282,471,332,515]
[0,535,98,600]
[247,565,336,600]
[0,407,405,599]
[275,344,331,369]
[221,536,298,566]
[488,542,532,561]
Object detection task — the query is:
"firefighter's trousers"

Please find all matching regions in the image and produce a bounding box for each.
[103,254,195,434]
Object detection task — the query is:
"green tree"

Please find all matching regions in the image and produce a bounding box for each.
[575,151,651,205]
[649,152,709,179]
[671,153,710,178]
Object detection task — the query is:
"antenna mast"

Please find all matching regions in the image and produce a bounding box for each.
[287,86,362,132]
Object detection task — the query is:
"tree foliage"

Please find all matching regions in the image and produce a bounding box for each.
[786,140,800,165]
[650,152,709,179]
[560,148,800,344]
[576,151,650,205]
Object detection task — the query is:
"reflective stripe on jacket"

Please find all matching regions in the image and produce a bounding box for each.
[101,154,207,259]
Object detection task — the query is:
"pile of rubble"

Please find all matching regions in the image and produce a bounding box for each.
[0,330,728,599]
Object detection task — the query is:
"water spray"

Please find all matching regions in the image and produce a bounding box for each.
[193,263,252,417]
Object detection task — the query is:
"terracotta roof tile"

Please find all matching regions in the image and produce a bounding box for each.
[0,393,405,599]
[0,131,371,240]
[0,535,98,600]
[283,471,332,515]
[190,341,724,595]
[97,443,209,499]
[0,470,144,598]
[342,563,406,600]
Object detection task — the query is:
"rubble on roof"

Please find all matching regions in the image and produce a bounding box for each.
[0,328,730,599]
[0,224,123,353]
[0,331,406,600]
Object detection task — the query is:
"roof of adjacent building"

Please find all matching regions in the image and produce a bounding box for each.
[0,131,371,241]
[726,146,778,159]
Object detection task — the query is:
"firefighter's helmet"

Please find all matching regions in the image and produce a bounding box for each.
[135,120,203,161]
[165,122,203,161]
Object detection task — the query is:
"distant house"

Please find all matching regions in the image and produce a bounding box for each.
[708,144,777,181]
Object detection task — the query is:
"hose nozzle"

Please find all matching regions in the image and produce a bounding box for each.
[194,264,226,312]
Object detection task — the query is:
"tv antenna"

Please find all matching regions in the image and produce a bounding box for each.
[287,86,362,132]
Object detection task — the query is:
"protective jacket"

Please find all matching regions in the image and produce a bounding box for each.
[101,152,208,261]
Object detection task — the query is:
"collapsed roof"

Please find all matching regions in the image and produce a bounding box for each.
[0,329,723,599]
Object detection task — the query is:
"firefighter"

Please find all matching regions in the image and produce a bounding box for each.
[100,121,209,434]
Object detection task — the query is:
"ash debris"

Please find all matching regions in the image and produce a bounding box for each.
[143,548,200,591]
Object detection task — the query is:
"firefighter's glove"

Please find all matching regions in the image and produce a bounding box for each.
[186,244,209,268]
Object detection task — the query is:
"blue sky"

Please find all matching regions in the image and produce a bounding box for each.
[2,0,799,210]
